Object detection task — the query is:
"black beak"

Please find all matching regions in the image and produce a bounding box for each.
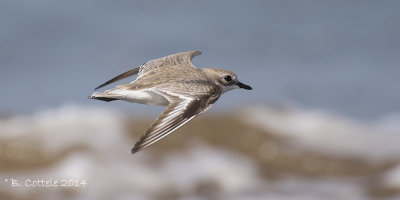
[237,81,252,90]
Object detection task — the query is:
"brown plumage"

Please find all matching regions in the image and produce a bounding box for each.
[89,51,252,154]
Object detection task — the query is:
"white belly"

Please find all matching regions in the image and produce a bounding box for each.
[113,89,169,106]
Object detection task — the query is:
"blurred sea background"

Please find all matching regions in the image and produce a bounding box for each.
[1,0,400,199]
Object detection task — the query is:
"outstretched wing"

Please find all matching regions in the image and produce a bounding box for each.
[131,93,212,154]
[94,51,201,90]
[94,67,140,90]
[138,51,201,77]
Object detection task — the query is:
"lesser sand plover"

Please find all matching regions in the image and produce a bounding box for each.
[89,51,252,154]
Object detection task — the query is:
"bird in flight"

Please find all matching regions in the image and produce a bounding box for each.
[89,51,252,154]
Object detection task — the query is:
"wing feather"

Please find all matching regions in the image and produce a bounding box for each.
[131,95,210,154]
[139,51,201,77]
[94,67,140,90]
[94,51,201,90]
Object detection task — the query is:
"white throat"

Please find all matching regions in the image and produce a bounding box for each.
[221,84,239,94]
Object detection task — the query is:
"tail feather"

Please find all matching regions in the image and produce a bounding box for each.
[88,96,118,102]
[89,92,120,102]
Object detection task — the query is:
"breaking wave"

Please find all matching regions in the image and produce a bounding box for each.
[1,104,399,200]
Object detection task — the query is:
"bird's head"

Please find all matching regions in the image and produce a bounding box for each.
[203,68,252,93]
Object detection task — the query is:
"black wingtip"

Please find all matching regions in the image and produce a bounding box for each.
[131,146,140,154]
[94,84,105,91]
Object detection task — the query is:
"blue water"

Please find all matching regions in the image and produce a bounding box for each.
[1,0,400,119]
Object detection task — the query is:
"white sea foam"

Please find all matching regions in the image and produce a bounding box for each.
[241,105,400,161]
[0,104,128,156]
[382,164,400,190]
[0,104,263,199]
[1,104,397,199]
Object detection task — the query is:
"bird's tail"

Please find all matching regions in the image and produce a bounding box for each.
[88,92,119,102]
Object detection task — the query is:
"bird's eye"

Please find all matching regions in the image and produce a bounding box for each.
[224,75,232,82]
